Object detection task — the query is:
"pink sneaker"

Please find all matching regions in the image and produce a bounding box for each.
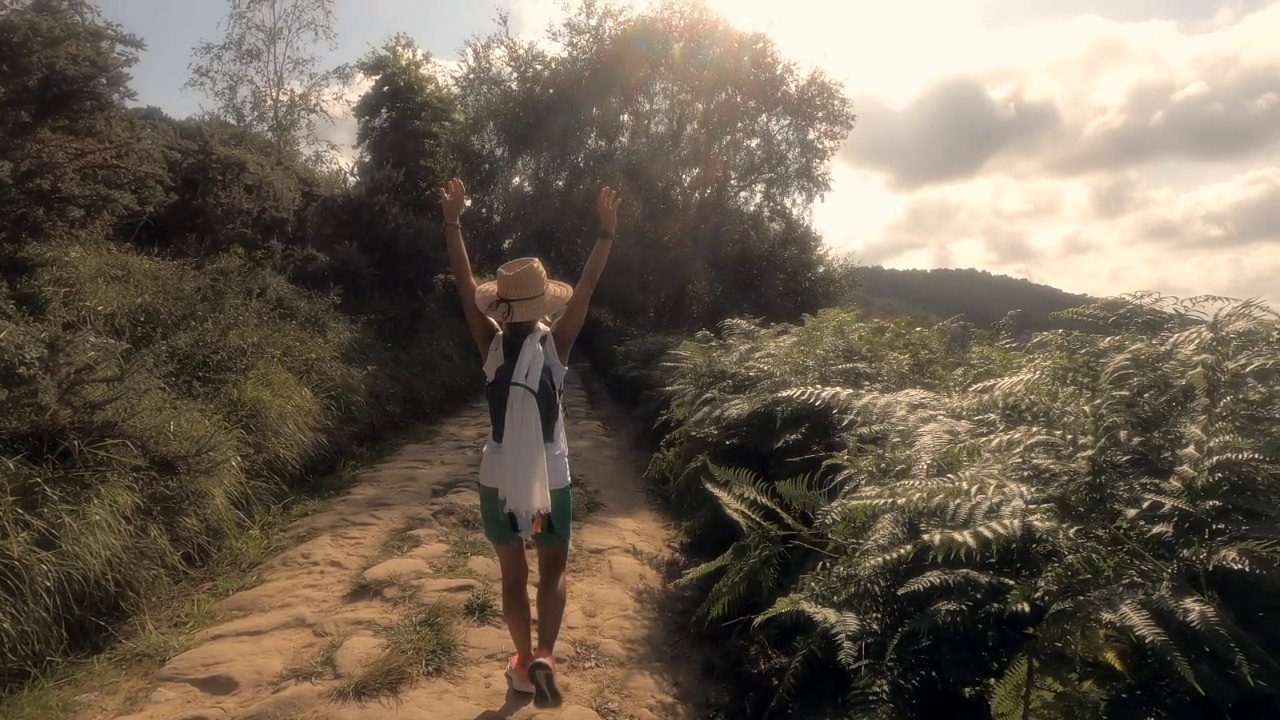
[505,654,534,694]
[528,650,563,708]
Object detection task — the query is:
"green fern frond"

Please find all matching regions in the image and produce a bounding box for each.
[1205,540,1280,572]
[923,518,1028,561]
[718,316,764,339]
[698,534,786,623]
[780,385,861,410]
[1166,594,1250,677]
[773,473,828,517]
[897,568,1016,598]
[990,652,1032,720]
[1103,600,1202,692]
[855,543,920,578]
[703,479,778,535]
[754,595,867,670]
[706,463,809,534]
[675,547,736,588]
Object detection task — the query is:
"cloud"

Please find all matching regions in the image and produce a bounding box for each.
[805,1,1280,309]
[976,0,1241,28]
[838,4,1280,185]
[842,79,1063,188]
[1136,167,1280,247]
[1051,66,1280,173]
[1089,173,1143,217]
[857,176,1070,270]
[883,165,1280,255]
[314,74,372,164]
[833,161,1280,304]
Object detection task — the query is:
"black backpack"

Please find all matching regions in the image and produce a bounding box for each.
[485,336,561,445]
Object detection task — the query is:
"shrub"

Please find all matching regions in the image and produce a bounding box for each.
[0,239,476,685]
[597,296,1280,720]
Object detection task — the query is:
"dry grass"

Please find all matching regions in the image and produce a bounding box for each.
[345,525,428,600]
[571,639,611,671]
[381,528,426,558]
[460,587,501,626]
[329,603,461,705]
[447,534,490,560]
[346,570,428,604]
[277,632,349,685]
[426,530,491,581]
[0,453,373,720]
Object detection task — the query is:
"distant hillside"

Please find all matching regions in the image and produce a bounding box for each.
[852,266,1096,333]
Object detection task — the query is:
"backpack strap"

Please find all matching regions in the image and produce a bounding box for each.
[484,334,561,445]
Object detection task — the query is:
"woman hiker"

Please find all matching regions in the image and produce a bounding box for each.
[439,177,622,708]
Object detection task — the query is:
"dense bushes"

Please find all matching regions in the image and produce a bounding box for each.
[0,238,476,685]
[593,295,1280,720]
[0,1,478,688]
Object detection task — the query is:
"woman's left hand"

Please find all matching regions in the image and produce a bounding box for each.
[597,186,622,236]
[440,177,468,223]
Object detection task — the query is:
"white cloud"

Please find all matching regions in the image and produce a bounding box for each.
[842,79,1063,188]
[804,1,1280,305]
[834,161,1280,303]
[1135,166,1280,246]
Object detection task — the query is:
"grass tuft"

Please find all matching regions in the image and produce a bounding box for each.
[329,603,460,704]
[461,588,501,626]
[381,529,425,558]
[447,534,490,560]
[426,531,491,580]
[277,632,348,685]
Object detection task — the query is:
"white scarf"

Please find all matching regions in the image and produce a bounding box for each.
[498,322,553,538]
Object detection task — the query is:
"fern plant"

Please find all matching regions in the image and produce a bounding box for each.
[635,295,1280,720]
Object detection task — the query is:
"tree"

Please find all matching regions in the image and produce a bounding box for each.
[454,0,856,329]
[354,34,462,214]
[0,0,167,244]
[185,0,352,163]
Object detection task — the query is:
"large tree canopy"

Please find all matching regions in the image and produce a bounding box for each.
[454,0,857,329]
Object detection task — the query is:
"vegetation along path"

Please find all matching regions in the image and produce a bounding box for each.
[95,369,701,720]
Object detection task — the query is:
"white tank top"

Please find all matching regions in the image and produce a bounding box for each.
[477,329,571,490]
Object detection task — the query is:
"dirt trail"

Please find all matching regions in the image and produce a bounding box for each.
[100,368,701,720]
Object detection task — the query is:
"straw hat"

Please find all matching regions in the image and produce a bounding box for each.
[474,257,573,324]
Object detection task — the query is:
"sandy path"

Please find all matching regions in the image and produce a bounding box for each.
[102,368,700,720]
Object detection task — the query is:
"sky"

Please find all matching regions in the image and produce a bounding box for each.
[97,0,1280,306]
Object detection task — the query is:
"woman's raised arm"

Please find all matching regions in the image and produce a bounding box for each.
[551,186,622,364]
[440,177,496,361]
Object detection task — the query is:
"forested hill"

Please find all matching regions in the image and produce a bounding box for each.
[853,266,1095,332]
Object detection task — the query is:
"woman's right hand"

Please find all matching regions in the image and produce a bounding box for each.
[597,186,622,235]
[440,177,467,223]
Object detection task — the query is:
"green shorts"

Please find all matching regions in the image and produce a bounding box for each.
[478,484,573,547]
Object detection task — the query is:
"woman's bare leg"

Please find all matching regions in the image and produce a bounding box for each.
[534,542,569,655]
[493,540,533,663]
